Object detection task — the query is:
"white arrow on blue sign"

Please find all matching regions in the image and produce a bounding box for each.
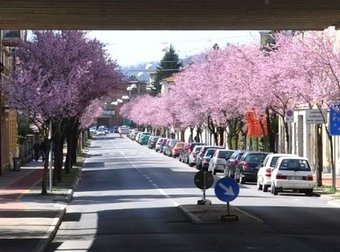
[214,177,240,202]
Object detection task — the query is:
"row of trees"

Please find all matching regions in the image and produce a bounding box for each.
[3,31,124,194]
[120,27,340,189]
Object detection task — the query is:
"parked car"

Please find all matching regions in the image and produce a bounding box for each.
[98,125,109,134]
[148,136,160,149]
[224,150,245,178]
[139,134,151,145]
[235,151,269,184]
[118,125,130,134]
[160,138,171,153]
[234,151,270,184]
[96,127,106,136]
[199,148,220,171]
[257,153,298,192]
[208,149,235,175]
[89,126,97,136]
[171,141,185,157]
[188,145,204,167]
[164,139,178,157]
[135,132,143,142]
[127,129,138,139]
[179,142,205,164]
[271,156,314,196]
[155,138,167,152]
[196,146,224,170]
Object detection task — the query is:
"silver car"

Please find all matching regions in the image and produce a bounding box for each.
[188,145,203,167]
[208,149,235,174]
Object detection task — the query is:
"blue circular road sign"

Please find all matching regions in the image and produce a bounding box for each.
[214,177,240,202]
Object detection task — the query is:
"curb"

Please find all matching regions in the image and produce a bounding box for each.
[34,207,66,252]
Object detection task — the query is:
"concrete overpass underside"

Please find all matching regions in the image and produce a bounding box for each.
[0,0,340,30]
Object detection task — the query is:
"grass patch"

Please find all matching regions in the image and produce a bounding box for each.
[56,140,90,189]
[314,185,340,199]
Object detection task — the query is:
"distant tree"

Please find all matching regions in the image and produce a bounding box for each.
[152,45,182,95]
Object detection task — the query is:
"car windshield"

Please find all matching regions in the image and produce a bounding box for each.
[218,151,228,158]
[245,154,267,164]
[279,159,311,171]
[205,149,216,157]
[194,146,202,153]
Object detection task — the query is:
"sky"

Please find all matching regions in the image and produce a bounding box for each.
[88,31,261,67]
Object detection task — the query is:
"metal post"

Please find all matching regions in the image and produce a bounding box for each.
[48,120,53,193]
[202,171,206,201]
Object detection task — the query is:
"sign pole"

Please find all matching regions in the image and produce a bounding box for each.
[194,170,213,205]
[214,177,240,221]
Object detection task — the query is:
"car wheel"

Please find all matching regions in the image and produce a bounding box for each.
[263,185,269,192]
[305,189,313,196]
[272,183,278,195]
[257,180,262,190]
[189,163,194,167]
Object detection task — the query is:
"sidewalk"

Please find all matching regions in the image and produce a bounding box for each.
[0,160,339,252]
[0,160,74,252]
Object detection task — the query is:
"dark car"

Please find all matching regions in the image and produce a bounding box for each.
[148,136,160,149]
[179,142,205,164]
[234,151,270,184]
[196,145,224,170]
[225,150,245,178]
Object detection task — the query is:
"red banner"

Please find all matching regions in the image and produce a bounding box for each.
[246,111,268,137]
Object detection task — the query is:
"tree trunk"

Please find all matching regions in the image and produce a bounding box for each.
[53,135,64,185]
[64,136,72,174]
[41,138,50,195]
[189,127,193,142]
[266,108,278,152]
[180,130,185,142]
[194,127,201,142]
[324,126,336,191]
[316,124,323,187]
[218,127,225,146]
[283,119,290,153]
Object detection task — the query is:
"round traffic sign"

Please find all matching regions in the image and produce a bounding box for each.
[194,171,214,189]
[286,109,293,117]
[214,177,240,202]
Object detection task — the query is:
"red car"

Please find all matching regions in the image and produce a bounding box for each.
[171,141,185,157]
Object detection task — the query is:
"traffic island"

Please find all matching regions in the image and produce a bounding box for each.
[178,204,263,224]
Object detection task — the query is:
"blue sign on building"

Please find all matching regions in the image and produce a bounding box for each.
[214,177,240,203]
[329,104,340,136]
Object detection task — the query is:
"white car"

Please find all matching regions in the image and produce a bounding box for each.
[118,125,130,134]
[96,128,106,136]
[257,153,298,192]
[271,156,314,196]
[208,149,235,175]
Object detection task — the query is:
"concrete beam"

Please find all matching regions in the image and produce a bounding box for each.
[0,0,339,30]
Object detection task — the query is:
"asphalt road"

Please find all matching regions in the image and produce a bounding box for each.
[48,134,340,252]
